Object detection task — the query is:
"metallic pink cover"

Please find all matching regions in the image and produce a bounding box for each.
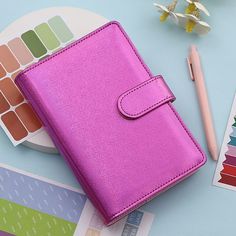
[16,21,206,225]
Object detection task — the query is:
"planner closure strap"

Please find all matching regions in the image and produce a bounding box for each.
[118,75,175,119]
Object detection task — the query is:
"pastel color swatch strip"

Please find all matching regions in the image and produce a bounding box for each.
[21,30,47,58]
[218,117,236,186]
[0,45,20,73]
[8,38,34,65]
[0,78,24,106]
[226,145,236,156]
[0,167,87,223]
[121,224,138,236]
[0,15,74,145]
[230,126,236,137]
[0,64,6,78]
[48,16,74,43]
[0,92,10,114]
[0,198,76,236]
[1,111,28,141]
[15,103,42,132]
[35,23,60,50]
[228,136,236,146]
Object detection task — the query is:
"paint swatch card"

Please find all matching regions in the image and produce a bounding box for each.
[214,94,236,191]
[0,164,154,236]
[0,16,74,146]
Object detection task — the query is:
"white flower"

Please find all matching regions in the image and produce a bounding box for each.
[153,2,178,23]
[175,13,211,35]
[185,0,210,16]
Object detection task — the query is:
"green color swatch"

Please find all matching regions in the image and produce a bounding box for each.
[233,117,236,126]
[0,198,76,236]
[48,16,74,43]
[21,30,47,58]
[35,23,60,51]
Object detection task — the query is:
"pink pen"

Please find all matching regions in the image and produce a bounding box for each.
[187,45,218,161]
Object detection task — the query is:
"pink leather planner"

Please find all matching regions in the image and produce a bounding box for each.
[16,21,206,225]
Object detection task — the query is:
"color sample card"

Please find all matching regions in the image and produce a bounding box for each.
[0,164,154,236]
[214,94,236,191]
[0,16,74,146]
[0,165,86,236]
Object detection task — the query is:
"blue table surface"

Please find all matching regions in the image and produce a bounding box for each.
[1,1,236,235]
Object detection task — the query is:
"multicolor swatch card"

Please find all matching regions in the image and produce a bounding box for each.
[0,15,74,146]
[214,94,236,191]
[0,164,154,236]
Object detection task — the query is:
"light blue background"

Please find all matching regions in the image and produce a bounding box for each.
[0,0,236,235]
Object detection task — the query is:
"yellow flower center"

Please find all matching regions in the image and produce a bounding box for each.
[160,12,169,22]
[185,3,196,14]
[185,20,196,32]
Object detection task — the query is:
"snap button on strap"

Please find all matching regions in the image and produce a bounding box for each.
[117,75,175,119]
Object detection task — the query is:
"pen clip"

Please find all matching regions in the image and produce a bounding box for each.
[187,57,195,81]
